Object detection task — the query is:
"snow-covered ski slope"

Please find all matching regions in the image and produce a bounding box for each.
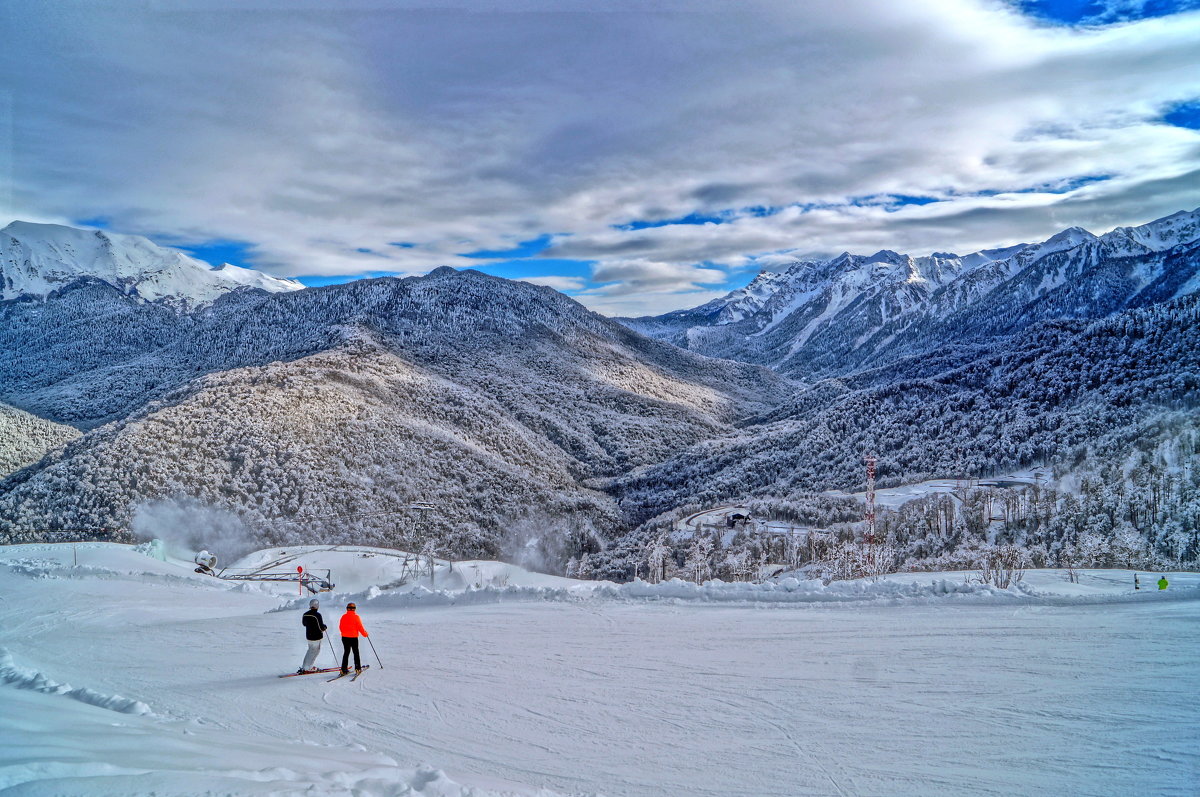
[1,543,1197,796]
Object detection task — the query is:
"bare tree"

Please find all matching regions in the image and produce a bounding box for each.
[1061,550,1079,584]
[978,544,1027,589]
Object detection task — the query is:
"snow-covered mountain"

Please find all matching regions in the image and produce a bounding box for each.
[2,211,1196,578]
[0,266,786,552]
[603,294,1200,576]
[617,295,1200,511]
[0,221,302,308]
[622,208,1200,379]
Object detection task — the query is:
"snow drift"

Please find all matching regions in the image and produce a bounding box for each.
[0,648,152,716]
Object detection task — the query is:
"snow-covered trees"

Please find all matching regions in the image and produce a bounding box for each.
[645,535,670,584]
[0,403,80,477]
[0,270,785,557]
[684,534,714,583]
[3,216,1198,579]
[612,296,1200,557]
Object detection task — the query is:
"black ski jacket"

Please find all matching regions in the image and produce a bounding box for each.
[302,608,327,641]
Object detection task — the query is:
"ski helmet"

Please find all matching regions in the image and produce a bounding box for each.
[309,599,319,609]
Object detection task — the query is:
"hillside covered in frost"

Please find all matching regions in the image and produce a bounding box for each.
[572,209,1200,577]
[601,296,1200,576]
[1,211,1198,577]
[0,251,784,556]
[0,402,79,477]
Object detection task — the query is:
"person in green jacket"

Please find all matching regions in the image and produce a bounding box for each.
[1158,575,1169,590]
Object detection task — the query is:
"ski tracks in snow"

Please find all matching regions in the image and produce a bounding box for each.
[2,549,1198,796]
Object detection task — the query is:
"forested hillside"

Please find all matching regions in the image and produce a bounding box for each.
[592,296,1200,577]
[1,268,784,430]
[0,402,79,477]
[2,215,1197,578]
[0,265,786,557]
[0,346,619,556]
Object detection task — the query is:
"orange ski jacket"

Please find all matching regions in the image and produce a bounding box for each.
[339,610,368,638]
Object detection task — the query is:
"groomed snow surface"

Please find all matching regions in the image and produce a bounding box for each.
[0,543,1196,796]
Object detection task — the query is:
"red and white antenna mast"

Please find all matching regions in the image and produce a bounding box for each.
[864,454,877,546]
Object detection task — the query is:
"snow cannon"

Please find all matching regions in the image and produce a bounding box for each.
[194,550,218,575]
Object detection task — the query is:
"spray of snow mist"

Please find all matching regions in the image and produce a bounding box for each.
[131,498,254,564]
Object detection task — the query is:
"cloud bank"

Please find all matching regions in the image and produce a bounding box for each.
[3,0,1199,314]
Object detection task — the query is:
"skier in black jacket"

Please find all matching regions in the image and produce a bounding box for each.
[298,599,327,674]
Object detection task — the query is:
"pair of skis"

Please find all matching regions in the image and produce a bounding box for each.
[327,665,369,682]
[278,665,369,681]
[279,666,341,679]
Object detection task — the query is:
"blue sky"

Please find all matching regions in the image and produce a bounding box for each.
[8,0,1200,315]
[1016,0,1200,24]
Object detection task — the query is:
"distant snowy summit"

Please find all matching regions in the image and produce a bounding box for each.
[622,207,1200,377]
[687,207,1200,327]
[0,221,303,308]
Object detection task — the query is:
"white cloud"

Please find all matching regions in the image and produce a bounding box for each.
[586,259,729,297]
[577,287,735,319]
[751,253,812,271]
[3,0,1199,314]
[518,275,588,292]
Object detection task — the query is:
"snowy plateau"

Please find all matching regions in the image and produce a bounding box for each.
[0,542,1196,796]
[1,209,1199,795]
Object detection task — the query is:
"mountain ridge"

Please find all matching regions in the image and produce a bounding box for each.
[0,261,788,553]
[2,211,1197,576]
[621,207,1200,379]
[0,221,303,308]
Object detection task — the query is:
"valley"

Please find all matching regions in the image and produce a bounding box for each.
[1,211,1198,583]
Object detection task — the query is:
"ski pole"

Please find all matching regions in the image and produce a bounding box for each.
[324,631,338,668]
[366,635,383,669]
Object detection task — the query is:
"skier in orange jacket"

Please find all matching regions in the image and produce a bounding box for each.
[339,603,369,675]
